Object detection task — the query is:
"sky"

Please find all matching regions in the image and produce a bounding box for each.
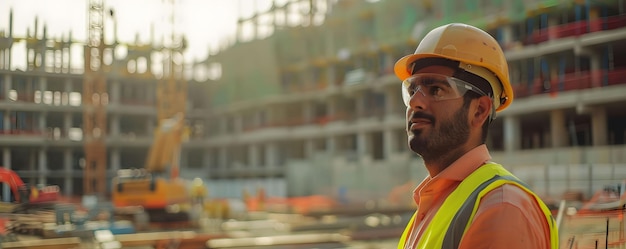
[0,0,277,70]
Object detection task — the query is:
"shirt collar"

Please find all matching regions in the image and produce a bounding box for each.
[412,144,492,200]
[435,144,492,182]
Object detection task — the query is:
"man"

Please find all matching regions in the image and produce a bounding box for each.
[394,23,559,248]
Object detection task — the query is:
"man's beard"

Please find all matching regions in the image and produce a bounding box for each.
[408,105,470,161]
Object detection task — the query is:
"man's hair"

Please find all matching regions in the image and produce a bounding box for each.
[463,91,490,143]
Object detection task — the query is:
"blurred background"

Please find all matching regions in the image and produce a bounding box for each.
[0,0,626,248]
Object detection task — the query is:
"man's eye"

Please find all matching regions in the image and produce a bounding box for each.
[406,84,417,95]
[429,86,444,97]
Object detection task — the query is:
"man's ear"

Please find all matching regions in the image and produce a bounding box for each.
[471,96,492,128]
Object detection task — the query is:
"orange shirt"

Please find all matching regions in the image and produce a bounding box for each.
[403,145,551,249]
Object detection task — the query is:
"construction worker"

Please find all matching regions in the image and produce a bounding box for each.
[394,23,558,248]
[190,177,207,204]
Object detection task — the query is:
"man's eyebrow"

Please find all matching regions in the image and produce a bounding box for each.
[421,77,447,85]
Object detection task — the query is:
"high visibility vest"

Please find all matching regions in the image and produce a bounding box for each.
[397,163,559,249]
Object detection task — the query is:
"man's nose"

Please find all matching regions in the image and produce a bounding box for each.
[408,86,427,110]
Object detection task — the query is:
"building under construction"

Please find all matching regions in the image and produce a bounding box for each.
[1,0,626,206]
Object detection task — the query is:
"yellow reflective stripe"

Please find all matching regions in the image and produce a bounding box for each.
[397,212,416,249]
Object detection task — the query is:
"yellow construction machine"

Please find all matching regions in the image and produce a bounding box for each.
[111,113,191,222]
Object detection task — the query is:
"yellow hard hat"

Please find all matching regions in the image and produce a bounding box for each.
[394,23,513,111]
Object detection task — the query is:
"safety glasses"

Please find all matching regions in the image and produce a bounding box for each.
[401,73,488,107]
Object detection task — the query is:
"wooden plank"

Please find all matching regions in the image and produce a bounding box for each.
[115,231,196,247]
[2,237,81,249]
[115,231,228,248]
[175,233,230,249]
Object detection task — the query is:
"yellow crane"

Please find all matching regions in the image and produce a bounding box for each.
[83,0,109,197]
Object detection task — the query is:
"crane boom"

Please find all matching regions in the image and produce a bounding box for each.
[145,113,186,175]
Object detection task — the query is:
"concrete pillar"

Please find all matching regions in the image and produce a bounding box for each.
[28,150,36,171]
[7,11,11,67]
[547,17,559,40]
[590,53,601,87]
[219,116,228,134]
[146,118,154,136]
[591,107,607,146]
[111,148,120,172]
[575,44,601,87]
[264,107,275,127]
[233,114,243,134]
[110,114,120,136]
[3,111,10,132]
[63,78,73,92]
[38,148,47,185]
[384,87,399,117]
[532,132,542,149]
[357,132,371,159]
[305,139,315,158]
[589,50,601,69]
[325,26,336,88]
[383,53,394,74]
[65,178,73,197]
[38,112,46,135]
[63,149,71,171]
[504,115,521,152]
[41,26,48,70]
[63,149,73,196]
[110,80,120,104]
[249,144,259,167]
[327,97,337,118]
[2,149,10,169]
[548,57,557,92]
[39,77,47,102]
[63,79,73,106]
[355,93,365,117]
[218,147,228,169]
[253,110,262,128]
[383,128,397,159]
[550,109,567,147]
[63,112,71,138]
[202,152,212,176]
[303,101,314,124]
[326,136,336,155]
[265,142,278,168]
[3,74,11,100]
[327,66,337,90]
[499,25,513,46]
[3,149,11,202]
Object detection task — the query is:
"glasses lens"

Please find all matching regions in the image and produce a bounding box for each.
[402,74,471,106]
